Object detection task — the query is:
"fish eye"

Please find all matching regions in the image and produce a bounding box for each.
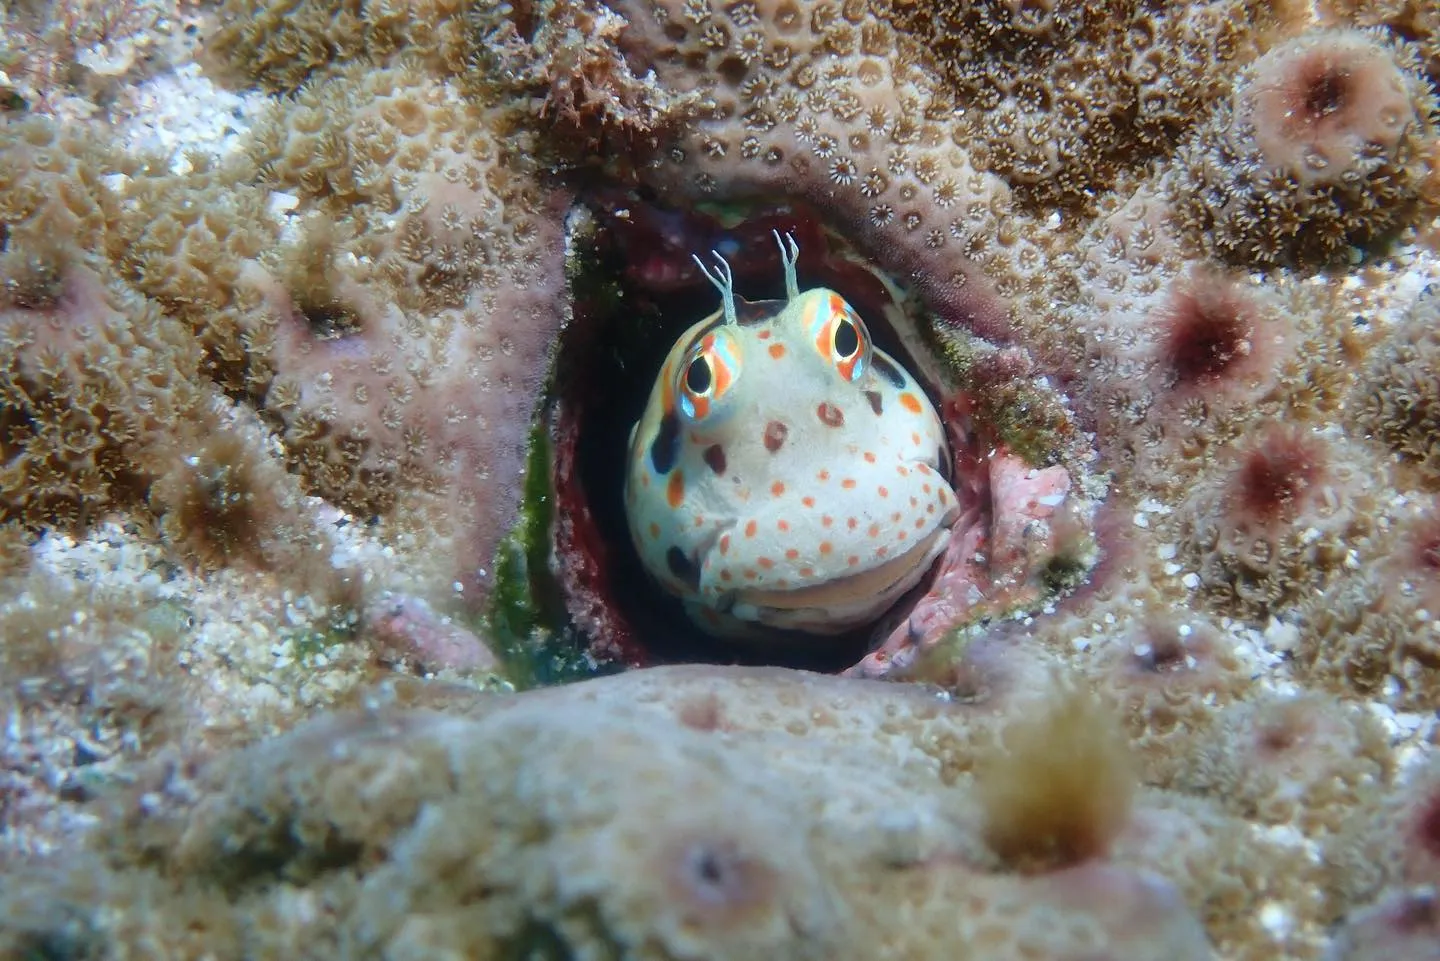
[675,329,740,422]
[686,355,712,394]
[833,317,860,360]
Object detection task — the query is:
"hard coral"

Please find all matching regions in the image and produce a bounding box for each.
[203,0,474,93]
[1173,29,1437,268]
[1327,888,1440,961]
[1322,0,1440,85]
[1178,426,1379,617]
[237,63,570,602]
[1355,287,1440,487]
[476,0,700,161]
[1294,501,1440,707]
[875,0,1277,214]
[1326,757,1440,916]
[17,667,1241,960]
[567,0,1020,340]
[1153,268,1285,406]
[1180,693,1391,831]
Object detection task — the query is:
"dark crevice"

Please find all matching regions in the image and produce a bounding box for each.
[554,197,951,673]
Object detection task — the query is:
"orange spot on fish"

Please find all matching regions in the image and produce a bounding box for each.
[758,556,775,570]
[900,392,923,414]
[821,514,833,528]
[771,480,786,497]
[848,517,859,529]
[648,522,661,539]
[867,523,880,538]
[915,517,925,529]
[786,548,800,560]
[847,555,859,567]
[876,546,889,558]
[757,329,772,340]
[878,486,889,497]
[720,569,733,582]
[911,432,922,446]
[744,568,758,580]
[817,469,830,482]
[896,530,907,541]
[745,519,758,538]
[769,343,787,359]
[667,472,685,508]
[778,519,790,532]
[841,478,857,490]
[802,495,816,508]
[819,541,833,555]
[799,567,815,578]
[863,451,877,464]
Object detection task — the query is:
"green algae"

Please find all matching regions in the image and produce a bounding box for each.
[485,412,611,689]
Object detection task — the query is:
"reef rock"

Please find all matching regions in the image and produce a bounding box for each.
[0,666,1237,960]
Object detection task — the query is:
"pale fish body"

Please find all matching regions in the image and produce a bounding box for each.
[624,233,960,638]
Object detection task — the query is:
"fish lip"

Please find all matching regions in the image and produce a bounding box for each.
[732,515,954,613]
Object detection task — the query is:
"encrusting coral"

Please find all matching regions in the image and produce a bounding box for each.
[0,666,1285,960]
[1,0,1440,957]
[1172,29,1435,268]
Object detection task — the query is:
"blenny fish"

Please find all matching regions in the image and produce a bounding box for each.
[623,232,961,638]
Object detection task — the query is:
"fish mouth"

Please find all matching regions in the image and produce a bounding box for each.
[728,520,954,634]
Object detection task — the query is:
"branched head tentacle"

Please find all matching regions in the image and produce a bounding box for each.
[692,250,738,325]
[773,230,800,300]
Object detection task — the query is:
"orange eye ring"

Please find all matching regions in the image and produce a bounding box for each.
[677,329,740,421]
[826,298,870,382]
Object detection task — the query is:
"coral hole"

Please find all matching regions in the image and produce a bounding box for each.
[553,201,951,672]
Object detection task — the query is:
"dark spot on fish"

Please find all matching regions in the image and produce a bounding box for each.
[865,390,883,416]
[936,445,952,483]
[817,402,845,427]
[763,420,788,452]
[704,444,727,475]
[650,411,680,475]
[666,545,701,590]
[871,352,906,389]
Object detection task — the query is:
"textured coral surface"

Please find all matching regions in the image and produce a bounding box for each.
[2,0,1440,957]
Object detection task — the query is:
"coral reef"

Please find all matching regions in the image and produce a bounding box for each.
[1,0,1440,956]
[0,666,1290,959]
[1173,29,1436,268]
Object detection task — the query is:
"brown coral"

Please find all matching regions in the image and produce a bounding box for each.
[1354,288,1440,488]
[875,0,1276,214]
[6,667,1252,960]
[1177,426,1380,617]
[1172,29,1437,268]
